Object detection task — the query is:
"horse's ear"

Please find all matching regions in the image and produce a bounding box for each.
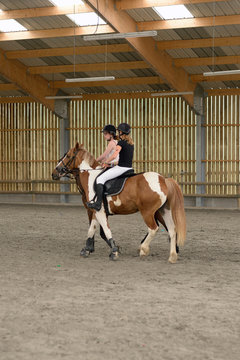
[74,142,84,151]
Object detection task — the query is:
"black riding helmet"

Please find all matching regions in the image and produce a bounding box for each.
[101,124,116,136]
[117,123,131,135]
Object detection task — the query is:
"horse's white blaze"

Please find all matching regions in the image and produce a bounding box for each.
[95,209,112,240]
[143,172,167,204]
[87,219,98,238]
[56,154,67,168]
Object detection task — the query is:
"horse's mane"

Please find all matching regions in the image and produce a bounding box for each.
[81,146,96,167]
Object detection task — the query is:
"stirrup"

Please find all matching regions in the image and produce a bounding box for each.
[86,201,102,211]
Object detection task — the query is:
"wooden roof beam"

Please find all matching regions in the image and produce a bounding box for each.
[50,76,164,88]
[6,38,240,60]
[207,88,240,96]
[2,89,240,103]
[157,36,240,50]
[116,0,227,10]
[0,91,193,103]
[175,55,240,67]
[0,77,164,91]
[0,4,93,20]
[0,48,57,110]
[85,0,195,106]
[0,96,34,103]
[0,25,114,42]
[138,15,240,31]
[0,83,19,91]
[5,44,133,59]
[28,61,149,75]
[191,74,240,82]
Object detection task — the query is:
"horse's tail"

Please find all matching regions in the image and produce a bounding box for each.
[165,178,186,247]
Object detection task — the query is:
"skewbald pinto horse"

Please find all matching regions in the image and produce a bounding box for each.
[52,143,186,263]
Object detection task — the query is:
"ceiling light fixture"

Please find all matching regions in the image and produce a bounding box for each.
[83,30,157,41]
[203,70,240,77]
[151,91,193,97]
[65,76,115,83]
[45,95,83,99]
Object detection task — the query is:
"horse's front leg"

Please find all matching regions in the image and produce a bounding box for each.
[95,209,119,261]
[80,215,98,257]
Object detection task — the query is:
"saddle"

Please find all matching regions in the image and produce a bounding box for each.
[94,168,135,197]
[92,169,139,216]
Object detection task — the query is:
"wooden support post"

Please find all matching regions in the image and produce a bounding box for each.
[194,85,206,207]
[56,100,70,204]
[238,184,240,209]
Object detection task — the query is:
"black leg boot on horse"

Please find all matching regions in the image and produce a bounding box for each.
[87,184,104,211]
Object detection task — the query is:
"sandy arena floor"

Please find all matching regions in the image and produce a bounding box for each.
[0,203,239,360]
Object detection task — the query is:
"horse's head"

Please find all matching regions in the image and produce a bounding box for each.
[52,142,85,180]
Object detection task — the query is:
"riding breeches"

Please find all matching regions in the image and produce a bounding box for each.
[96,165,133,185]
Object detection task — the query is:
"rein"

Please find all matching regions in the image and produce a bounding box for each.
[57,150,103,195]
[80,168,103,172]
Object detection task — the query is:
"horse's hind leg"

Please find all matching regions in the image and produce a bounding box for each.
[139,211,159,257]
[160,208,178,263]
[155,209,179,254]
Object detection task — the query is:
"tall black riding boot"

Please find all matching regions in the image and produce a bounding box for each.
[87,184,104,211]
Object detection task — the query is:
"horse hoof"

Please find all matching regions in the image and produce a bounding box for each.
[168,253,178,264]
[109,251,119,261]
[139,246,149,257]
[80,248,93,257]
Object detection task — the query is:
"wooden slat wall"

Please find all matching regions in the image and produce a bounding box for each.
[1,95,239,197]
[206,95,240,195]
[0,102,60,192]
[69,97,197,195]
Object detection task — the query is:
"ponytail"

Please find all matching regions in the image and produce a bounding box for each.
[120,134,134,145]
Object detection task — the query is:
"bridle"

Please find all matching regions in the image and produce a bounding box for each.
[58,149,80,177]
[56,149,103,195]
[56,149,86,195]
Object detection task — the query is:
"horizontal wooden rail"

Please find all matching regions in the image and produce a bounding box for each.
[202,160,240,162]
[0,180,239,187]
[179,182,240,186]
[0,191,78,195]
[0,159,239,163]
[0,160,58,163]
[0,128,59,132]
[203,123,240,127]
[0,180,239,199]
[0,179,74,184]
[133,160,196,163]
[0,191,239,198]
[67,124,196,130]
[184,194,240,198]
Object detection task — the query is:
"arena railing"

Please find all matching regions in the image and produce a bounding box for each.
[0,180,239,198]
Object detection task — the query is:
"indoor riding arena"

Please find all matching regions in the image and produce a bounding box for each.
[0,1,239,360]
